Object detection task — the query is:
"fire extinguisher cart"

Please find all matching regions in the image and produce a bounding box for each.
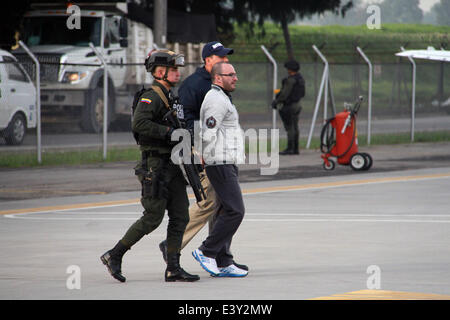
[320,96,373,171]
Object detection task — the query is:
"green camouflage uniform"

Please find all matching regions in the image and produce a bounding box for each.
[121,81,189,255]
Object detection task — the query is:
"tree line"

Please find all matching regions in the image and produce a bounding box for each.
[303,0,450,26]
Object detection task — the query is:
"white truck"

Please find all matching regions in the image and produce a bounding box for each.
[14,2,155,133]
[0,49,36,145]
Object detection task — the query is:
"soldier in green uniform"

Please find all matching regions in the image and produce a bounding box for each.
[272,60,306,155]
[100,50,200,283]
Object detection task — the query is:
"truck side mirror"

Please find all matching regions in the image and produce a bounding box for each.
[119,18,128,38]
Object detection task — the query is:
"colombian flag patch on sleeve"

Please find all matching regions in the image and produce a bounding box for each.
[140,98,152,104]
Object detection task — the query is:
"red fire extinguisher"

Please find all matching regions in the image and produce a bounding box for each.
[320,96,372,171]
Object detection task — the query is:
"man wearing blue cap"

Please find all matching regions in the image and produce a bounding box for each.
[158,41,249,275]
[179,41,234,130]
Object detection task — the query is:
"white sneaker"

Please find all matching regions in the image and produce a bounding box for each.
[192,249,220,276]
[217,264,248,277]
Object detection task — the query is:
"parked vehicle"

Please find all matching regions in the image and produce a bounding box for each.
[0,49,36,145]
[14,2,154,133]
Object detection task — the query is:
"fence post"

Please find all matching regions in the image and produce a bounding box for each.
[356,46,373,145]
[89,43,108,159]
[260,45,277,130]
[327,74,336,117]
[19,41,41,164]
[307,45,329,149]
[400,46,416,142]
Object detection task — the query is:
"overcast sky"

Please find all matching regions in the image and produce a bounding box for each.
[364,0,440,11]
[419,0,441,11]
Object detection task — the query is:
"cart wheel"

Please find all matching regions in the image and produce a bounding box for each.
[361,153,373,170]
[323,159,335,171]
[350,153,366,171]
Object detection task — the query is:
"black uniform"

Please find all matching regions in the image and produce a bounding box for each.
[178,66,212,129]
[274,70,306,155]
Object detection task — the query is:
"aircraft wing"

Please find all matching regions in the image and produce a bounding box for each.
[396,48,450,62]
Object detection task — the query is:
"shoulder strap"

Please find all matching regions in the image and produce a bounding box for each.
[132,86,147,115]
[151,85,170,109]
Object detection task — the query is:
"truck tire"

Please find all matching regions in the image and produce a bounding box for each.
[80,87,114,133]
[5,113,26,145]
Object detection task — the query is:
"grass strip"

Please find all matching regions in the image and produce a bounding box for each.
[1,130,449,168]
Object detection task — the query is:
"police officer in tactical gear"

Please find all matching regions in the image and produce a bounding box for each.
[100,49,200,283]
[272,59,306,155]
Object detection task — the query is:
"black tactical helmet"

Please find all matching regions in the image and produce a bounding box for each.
[145,49,185,73]
[284,60,300,72]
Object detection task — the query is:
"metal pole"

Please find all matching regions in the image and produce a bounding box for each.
[323,65,328,121]
[19,41,41,164]
[328,74,336,116]
[401,46,416,142]
[154,0,167,47]
[261,45,278,130]
[89,43,108,159]
[306,62,327,149]
[356,46,373,145]
[307,45,329,149]
[313,45,329,121]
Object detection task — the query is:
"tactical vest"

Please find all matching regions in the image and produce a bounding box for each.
[131,85,172,147]
[284,73,305,105]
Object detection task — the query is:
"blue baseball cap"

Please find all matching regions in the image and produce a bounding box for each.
[202,41,234,60]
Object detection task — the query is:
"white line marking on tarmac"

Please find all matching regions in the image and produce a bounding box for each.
[4,212,450,223]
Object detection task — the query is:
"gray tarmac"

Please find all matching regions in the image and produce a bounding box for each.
[1,142,450,300]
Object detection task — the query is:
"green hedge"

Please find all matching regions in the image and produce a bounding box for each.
[229,23,450,63]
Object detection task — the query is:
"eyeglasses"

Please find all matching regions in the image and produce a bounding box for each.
[219,73,237,78]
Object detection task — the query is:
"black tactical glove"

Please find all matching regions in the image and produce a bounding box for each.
[271,100,278,109]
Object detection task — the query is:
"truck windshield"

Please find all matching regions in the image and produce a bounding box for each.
[22,16,101,47]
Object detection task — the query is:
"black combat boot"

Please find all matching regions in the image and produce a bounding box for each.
[165,253,200,282]
[279,149,295,155]
[279,140,294,155]
[100,240,129,283]
[159,240,168,264]
[292,136,300,155]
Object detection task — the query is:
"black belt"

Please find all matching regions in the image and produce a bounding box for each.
[205,161,236,166]
[142,150,170,159]
[137,135,168,147]
[141,150,170,171]
[141,150,171,171]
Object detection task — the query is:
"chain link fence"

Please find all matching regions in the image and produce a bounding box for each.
[233,60,450,141]
[1,53,449,157]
